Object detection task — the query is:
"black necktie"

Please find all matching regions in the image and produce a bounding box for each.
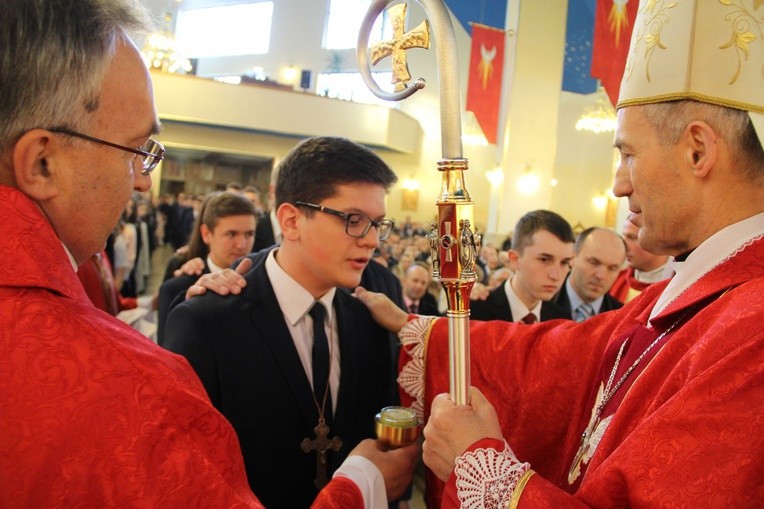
[309,303,332,424]
[408,302,419,314]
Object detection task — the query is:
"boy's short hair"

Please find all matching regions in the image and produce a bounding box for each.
[511,209,575,253]
[275,137,397,209]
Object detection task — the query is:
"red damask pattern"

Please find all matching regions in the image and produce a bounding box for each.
[0,186,364,507]
[408,236,764,507]
[0,186,263,506]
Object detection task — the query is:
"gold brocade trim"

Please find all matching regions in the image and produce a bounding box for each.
[508,469,535,509]
[617,91,764,114]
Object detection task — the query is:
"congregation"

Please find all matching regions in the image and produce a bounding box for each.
[86,185,650,333]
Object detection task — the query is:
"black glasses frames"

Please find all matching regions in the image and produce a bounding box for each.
[295,201,394,241]
[48,127,165,175]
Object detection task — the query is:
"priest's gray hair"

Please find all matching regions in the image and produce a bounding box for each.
[0,0,151,149]
[641,100,764,180]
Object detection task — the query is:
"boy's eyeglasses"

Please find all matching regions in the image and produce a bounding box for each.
[295,201,394,241]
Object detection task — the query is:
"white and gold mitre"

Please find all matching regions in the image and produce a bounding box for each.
[617,0,764,142]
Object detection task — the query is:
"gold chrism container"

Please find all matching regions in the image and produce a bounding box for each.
[375,406,420,448]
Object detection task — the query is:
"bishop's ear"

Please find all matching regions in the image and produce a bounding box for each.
[12,129,61,201]
[684,121,717,178]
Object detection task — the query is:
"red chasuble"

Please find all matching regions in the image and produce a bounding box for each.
[400,236,764,507]
[0,186,362,508]
[609,266,657,303]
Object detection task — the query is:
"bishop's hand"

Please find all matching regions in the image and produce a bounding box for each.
[353,286,410,334]
[423,387,504,481]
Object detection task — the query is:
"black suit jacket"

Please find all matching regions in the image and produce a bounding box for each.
[253,213,276,253]
[412,292,440,316]
[469,280,570,322]
[156,263,210,346]
[552,276,624,319]
[164,257,393,509]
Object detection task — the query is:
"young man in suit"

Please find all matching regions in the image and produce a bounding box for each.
[470,209,575,323]
[553,227,626,321]
[157,191,256,344]
[165,136,402,509]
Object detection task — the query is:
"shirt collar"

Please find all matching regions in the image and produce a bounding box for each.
[61,241,78,272]
[650,211,764,320]
[565,277,603,314]
[505,278,542,322]
[206,256,225,274]
[265,248,336,326]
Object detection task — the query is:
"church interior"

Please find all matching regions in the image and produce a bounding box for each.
[138,0,624,247]
[128,3,626,506]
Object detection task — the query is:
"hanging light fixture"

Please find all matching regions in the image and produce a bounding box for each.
[575,86,617,134]
[516,162,540,195]
[141,12,192,74]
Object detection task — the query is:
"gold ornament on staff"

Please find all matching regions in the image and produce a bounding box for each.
[358,0,480,406]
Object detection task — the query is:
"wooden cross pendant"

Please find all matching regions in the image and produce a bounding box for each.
[300,420,343,488]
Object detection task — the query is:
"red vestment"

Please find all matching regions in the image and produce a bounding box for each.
[400,236,764,507]
[0,186,362,508]
[609,266,656,303]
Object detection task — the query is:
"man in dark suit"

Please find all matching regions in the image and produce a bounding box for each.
[165,137,401,509]
[401,261,440,316]
[253,165,281,252]
[552,227,626,321]
[470,210,575,323]
[253,210,277,251]
[157,192,256,344]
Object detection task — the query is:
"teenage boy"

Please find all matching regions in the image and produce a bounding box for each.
[165,136,406,508]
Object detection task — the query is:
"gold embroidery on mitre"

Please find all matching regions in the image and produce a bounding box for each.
[623,0,677,84]
[718,0,764,84]
[619,0,764,119]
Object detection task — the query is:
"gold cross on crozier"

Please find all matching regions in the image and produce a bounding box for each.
[370,3,430,91]
[300,421,343,488]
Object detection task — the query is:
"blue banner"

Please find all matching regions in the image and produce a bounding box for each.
[562,0,597,94]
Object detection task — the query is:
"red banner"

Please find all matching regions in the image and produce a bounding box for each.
[465,24,505,145]
[591,0,639,106]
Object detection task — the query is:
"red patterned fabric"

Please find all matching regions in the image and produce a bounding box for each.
[402,236,764,507]
[609,267,654,303]
[0,186,364,507]
[312,477,364,508]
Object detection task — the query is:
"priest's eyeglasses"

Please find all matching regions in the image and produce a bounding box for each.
[48,127,165,175]
[295,201,394,241]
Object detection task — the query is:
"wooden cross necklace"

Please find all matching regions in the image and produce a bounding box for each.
[300,313,342,489]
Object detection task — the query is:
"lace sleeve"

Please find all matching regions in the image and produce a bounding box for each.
[397,315,437,422]
[453,441,531,509]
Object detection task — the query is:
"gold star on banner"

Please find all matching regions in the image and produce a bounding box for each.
[478,44,497,89]
[609,0,631,48]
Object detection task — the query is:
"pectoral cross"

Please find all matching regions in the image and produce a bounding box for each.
[300,420,343,489]
[370,3,430,91]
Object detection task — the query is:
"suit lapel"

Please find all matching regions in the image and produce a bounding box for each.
[491,282,514,321]
[244,262,319,431]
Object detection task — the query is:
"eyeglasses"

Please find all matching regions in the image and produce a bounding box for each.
[48,127,165,175]
[295,201,394,241]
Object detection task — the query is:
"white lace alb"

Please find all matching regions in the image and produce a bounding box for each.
[454,441,531,509]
